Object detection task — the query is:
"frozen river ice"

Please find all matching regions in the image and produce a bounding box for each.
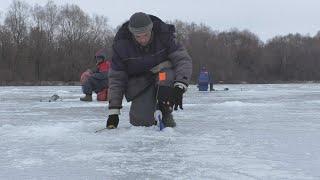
[0,84,320,179]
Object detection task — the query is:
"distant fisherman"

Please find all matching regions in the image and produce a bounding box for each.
[80,48,110,102]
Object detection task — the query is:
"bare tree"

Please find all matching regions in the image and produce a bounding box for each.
[58,4,90,45]
[42,1,59,43]
[89,15,111,43]
[170,20,190,44]
[29,1,60,81]
[4,0,30,46]
[0,25,14,81]
[0,10,3,22]
[3,0,30,80]
[87,14,114,58]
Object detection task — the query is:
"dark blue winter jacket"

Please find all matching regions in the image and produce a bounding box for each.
[112,15,179,76]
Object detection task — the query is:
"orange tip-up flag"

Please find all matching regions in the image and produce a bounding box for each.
[159,72,166,81]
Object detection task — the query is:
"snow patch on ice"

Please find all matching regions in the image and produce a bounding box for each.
[0,124,15,130]
[0,121,88,140]
[64,150,109,161]
[185,100,282,107]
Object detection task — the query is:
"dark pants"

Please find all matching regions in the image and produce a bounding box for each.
[210,83,214,91]
[82,76,108,95]
[129,68,175,126]
[129,84,157,126]
[198,82,208,91]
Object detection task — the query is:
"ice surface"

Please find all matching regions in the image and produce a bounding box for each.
[0,84,320,179]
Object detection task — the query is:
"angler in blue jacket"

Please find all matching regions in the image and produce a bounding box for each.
[198,66,214,91]
[106,12,192,129]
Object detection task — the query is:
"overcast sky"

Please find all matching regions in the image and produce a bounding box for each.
[1,0,319,41]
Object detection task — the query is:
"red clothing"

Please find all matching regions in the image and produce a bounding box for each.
[97,88,108,101]
[97,60,111,73]
[96,60,110,101]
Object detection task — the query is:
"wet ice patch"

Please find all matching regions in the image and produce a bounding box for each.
[305,100,320,104]
[12,158,44,169]
[219,101,270,106]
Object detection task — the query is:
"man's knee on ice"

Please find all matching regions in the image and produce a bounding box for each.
[129,111,155,127]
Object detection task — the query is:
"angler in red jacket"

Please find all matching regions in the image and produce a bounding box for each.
[80,49,110,101]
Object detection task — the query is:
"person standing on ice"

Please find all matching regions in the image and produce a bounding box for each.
[80,49,110,101]
[106,12,192,129]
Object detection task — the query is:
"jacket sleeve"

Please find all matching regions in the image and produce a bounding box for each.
[167,34,192,87]
[91,72,108,80]
[89,67,98,73]
[107,46,128,112]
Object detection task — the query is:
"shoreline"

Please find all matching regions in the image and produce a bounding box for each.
[1,80,319,86]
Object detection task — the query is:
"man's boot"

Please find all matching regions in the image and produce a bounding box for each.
[162,113,176,127]
[80,94,92,101]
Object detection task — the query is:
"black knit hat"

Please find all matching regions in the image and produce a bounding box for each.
[128,12,153,35]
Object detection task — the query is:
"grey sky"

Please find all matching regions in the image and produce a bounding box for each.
[1,0,319,41]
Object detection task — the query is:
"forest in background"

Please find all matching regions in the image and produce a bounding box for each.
[1,0,320,85]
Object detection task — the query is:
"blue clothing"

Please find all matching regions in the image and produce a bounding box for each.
[82,73,108,94]
[198,69,213,91]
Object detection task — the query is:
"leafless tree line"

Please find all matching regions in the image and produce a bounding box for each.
[1,0,320,84]
[0,0,113,84]
[172,20,320,83]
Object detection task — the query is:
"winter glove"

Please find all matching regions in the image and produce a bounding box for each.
[173,86,185,110]
[80,70,93,85]
[106,114,119,129]
[86,69,93,73]
[157,86,174,107]
[157,85,185,111]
